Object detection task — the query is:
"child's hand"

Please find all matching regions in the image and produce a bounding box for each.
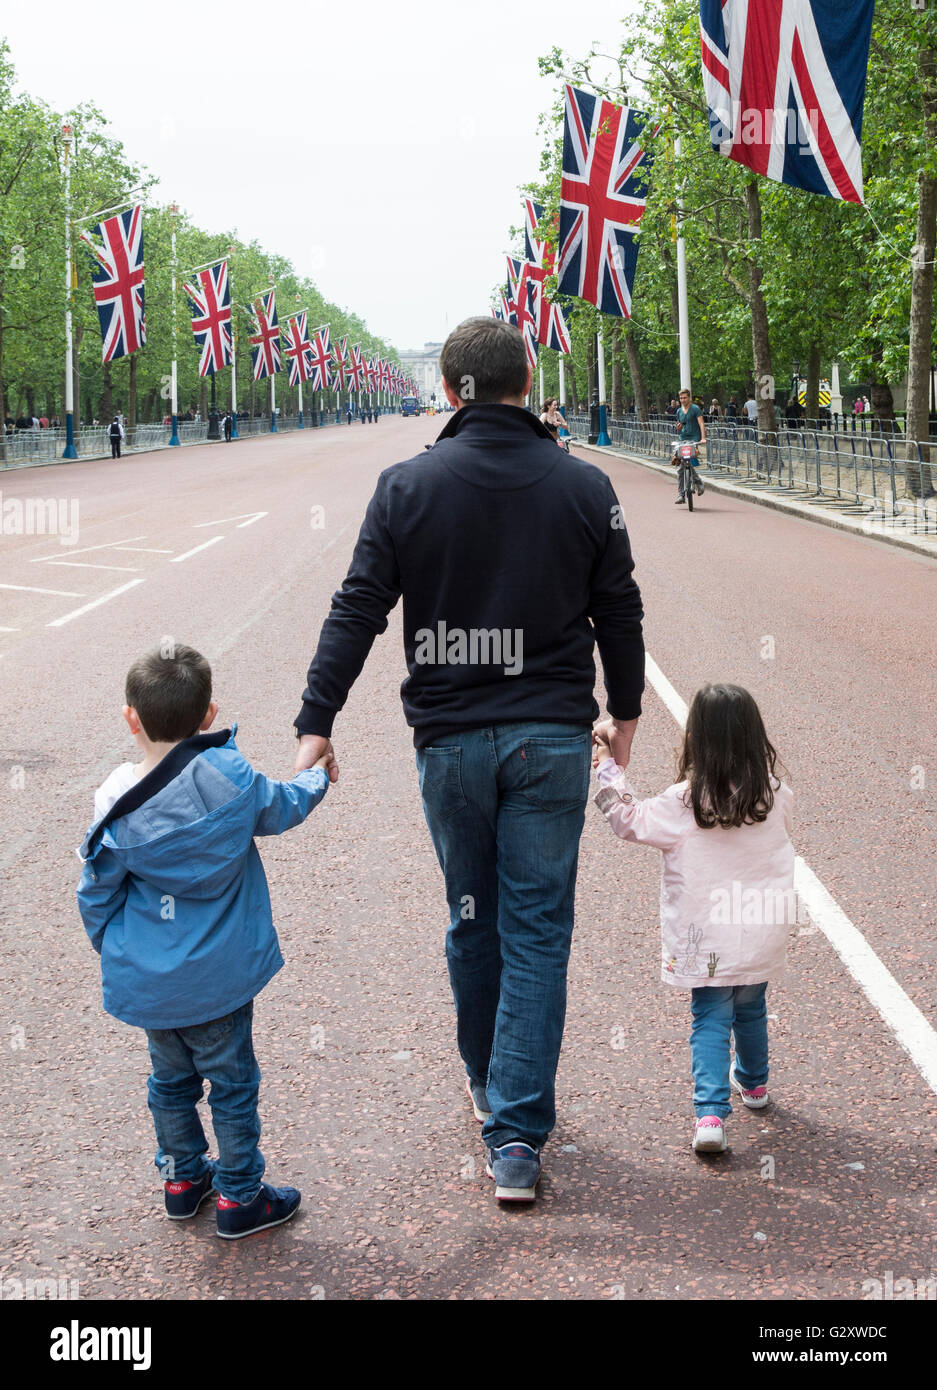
[592,730,613,767]
[312,744,339,782]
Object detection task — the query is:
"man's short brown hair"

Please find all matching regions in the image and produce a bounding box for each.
[440,317,529,404]
[125,643,212,743]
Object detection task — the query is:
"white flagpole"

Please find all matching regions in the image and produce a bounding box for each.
[538,362,545,414]
[558,356,569,438]
[228,250,239,438]
[675,134,691,393]
[62,125,78,459]
[169,205,180,446]
[596,328,611,445]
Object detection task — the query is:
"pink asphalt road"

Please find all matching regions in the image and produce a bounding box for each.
[1,418,935,1300]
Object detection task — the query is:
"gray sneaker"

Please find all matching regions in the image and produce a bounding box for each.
[485,1142,542,1202]
[465,1076,491,1122]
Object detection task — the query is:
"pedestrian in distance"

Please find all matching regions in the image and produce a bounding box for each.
[108,416,124,458]
[223,411,233,442]
[708,398,721,421]
[76,644,336,1239]
[725,396,739,421]
[346,401,353,425]
[293,316,644,1204]
[592,683,794,1155]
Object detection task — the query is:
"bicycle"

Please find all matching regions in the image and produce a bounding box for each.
[671,440,703,512]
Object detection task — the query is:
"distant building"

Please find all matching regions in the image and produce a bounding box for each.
[399,342,444,402]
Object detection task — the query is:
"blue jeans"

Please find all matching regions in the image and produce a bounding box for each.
[416,722,591,1150]
[145,1000,264,1203]
[689,983,769,1119]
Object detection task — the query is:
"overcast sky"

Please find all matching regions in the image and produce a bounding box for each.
[3,1,633,351]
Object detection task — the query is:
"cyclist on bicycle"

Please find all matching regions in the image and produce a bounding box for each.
[672,387,706,504]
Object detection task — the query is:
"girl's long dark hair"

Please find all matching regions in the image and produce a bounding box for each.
[676,683,780,829]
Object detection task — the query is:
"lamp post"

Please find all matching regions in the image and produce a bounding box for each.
[207,368,220,439]
[792,357,800,422]
[62,124,78,459]
[588,332,600,443]
[168,204,180,446]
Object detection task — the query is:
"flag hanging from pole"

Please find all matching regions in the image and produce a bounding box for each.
[521,199,571,353]
[506,257,538,368]
[348,344,366,392]
[331,337,350,391]
[282,312,314,385]
[249,289,280,380]
[183,261,233,376]
[309,326,332,391]
[699,1,874,205]
[80,204,145,363]
[557,84,654,318]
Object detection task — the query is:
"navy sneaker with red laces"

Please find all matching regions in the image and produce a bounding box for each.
[164,1169,215,1220]
[215,1182,301,1240]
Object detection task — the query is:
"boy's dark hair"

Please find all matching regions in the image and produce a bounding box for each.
[439,317,529,404]
[126,644,212,743]
[676,683,780,829]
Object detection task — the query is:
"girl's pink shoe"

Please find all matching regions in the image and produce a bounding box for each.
[692,1115,727,1152]
[730,1064,769,1109]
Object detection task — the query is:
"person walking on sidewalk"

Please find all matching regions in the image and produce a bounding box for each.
[294,316,645,1204]
[592,683,794,1155]
[77,644,335,1238]
[108,416,124,459]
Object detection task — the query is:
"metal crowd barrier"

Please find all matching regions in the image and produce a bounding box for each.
[567,414,936,536]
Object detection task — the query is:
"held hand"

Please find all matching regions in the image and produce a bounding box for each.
[295,734,340,783]
[593,717,638,771]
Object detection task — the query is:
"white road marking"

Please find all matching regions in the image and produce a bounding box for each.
[31,535,147,561]
[193,511,268,529]
[0,582,85,597]
[47,578,146,627]
[170,536,225,563]
[0,625,19,631]
[45,561,140,572]
[644,653,937,1096]
[109,546,174,553]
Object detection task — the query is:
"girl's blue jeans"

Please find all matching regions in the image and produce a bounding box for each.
[145,999,264,1204]
[689,982,769,1118]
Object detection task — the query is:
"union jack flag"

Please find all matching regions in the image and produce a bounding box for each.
[331,337,350,391]
[557,84,655,318]
[506,257,538,368]
[365,358,378,392]
[249,289,280,381]
[521,199,571,354]
[309,326,332,391]
[282,312,314,385]
[348,343,366,392]
[699,0,874,204]
[183,260,233,377]
[80,204,145,363]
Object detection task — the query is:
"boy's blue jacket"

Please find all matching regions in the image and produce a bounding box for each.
[76,726,329,1030]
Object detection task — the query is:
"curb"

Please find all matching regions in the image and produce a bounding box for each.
[572,438,937,563]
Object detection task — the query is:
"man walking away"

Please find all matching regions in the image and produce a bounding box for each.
[109,416,124,459]
[223,411,233,442]
[293,317,644,1204]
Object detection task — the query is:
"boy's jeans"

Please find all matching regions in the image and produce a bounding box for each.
[145,1000,264,1204]
[689,983,769,1118]
[416,722,592,1151]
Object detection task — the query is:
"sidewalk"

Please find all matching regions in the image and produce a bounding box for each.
[573,437,937,562]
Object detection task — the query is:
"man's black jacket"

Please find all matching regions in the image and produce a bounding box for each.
[295,403,645,748]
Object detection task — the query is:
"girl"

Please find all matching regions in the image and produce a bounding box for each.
[540,396,568,448]
[592,684,794,1153]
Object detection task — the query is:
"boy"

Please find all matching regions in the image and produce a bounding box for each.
[77,643,334,1239]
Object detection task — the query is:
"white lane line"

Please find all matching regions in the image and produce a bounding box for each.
[47,578,145,628]
[0,582,85,597]
[0,626,19,631]
[45,561,140,572]
[110,546,174,553]
[31,535,147,561]
[170,536,225,563]
[644,652,937,1096]
[193,511,268,529]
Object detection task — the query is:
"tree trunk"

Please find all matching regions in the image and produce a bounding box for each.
[0,317,6,463]
[128,354,138,446]
[744,182,777,437]
[805,340,821,425]
[200,378,207,420]
[568,361,580,414]
[623,325,650,422]
[100,365,113,424]
[905,42,937,495]
[249,376,256,421]
[610,321,623,416]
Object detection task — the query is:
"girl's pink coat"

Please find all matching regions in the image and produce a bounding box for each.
[594,758,795,990]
